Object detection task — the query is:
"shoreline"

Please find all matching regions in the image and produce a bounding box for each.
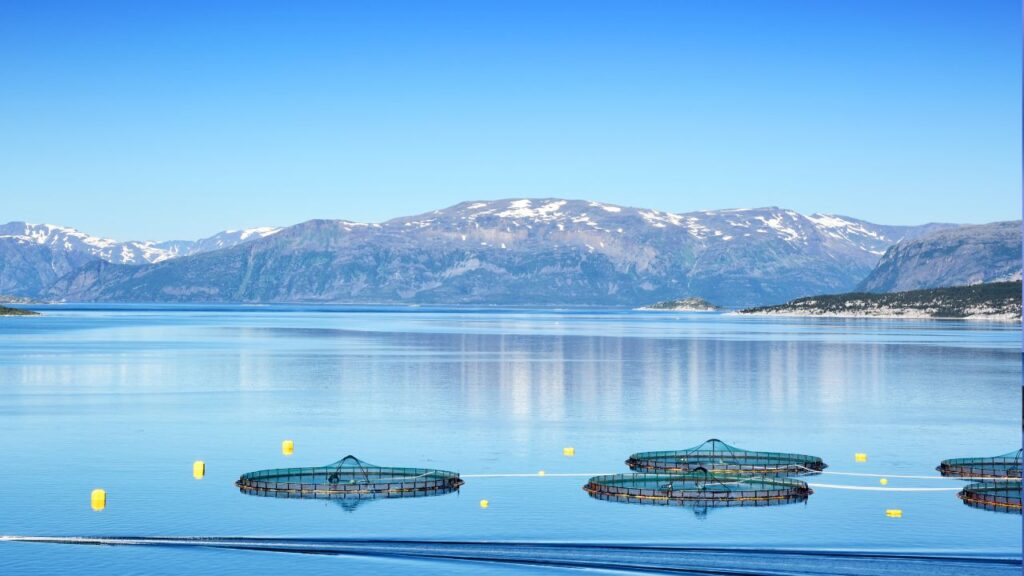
[634,307,720,313]
[7,302,1021,322]
[733,310,1020,322]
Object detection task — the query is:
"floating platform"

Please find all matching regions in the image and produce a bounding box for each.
[626,438,826,476]
[958,481,1022,514]
[236,455,463,500]
[583,467,812,508]
[937,450,1022,479]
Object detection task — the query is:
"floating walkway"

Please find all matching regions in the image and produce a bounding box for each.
[235,455,463,500]
[626,438,827,476]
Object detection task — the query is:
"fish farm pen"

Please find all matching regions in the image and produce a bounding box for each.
[937,449,1022,479]
[583,468,812,507]
[626,438,826,476]
[236,455,464,500]
[958,481,1023,514]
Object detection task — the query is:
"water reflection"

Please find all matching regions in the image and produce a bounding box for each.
[202,325,1017,435]
[584,496,810,519]
[0,310,1019,555]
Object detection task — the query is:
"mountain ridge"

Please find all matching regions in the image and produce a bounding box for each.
[36,199,959,307]
[857,221,1022,293]
[0,222,281,297]
[0,221,282,264]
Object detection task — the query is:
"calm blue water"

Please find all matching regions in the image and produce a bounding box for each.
[0,306,1020,574]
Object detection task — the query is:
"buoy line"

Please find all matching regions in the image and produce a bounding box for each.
[462,473,609,478]
[806,483,960,492]
[795,465,1002,482]
[465,466,982,482]
[461,471,965,491]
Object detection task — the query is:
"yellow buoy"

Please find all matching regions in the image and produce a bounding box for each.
[563,447,575,457]
[854,453,868,463]
[879,478,888,486]
[538,470,546,476]
[193,460,205,480]
[90,489,106,512]
[479,499,489,508]
[282,440,294,455]
[885,509,902,518]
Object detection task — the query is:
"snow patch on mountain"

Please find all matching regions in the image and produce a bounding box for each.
[0,222,281,265]
[495,199,568,219]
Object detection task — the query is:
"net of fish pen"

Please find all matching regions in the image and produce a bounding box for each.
[236,455,464,500]
[626,438,826,476]
[937,449,1022,479]
[583,468,812,507]
[958,481,1022,514]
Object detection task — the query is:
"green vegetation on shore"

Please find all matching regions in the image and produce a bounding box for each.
[0,305,39,316]
[641,297,721,311]
[738,281,1021,320]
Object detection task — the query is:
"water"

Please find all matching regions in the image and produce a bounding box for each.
[0,306,1020,574]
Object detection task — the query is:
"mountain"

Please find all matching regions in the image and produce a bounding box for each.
[0,222,280,297]
[43,199,955,307]
[738,281,1021,321]
[180,228,285,256]
[857,221,1021,293]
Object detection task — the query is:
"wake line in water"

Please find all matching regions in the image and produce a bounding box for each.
[2,536,1019,575]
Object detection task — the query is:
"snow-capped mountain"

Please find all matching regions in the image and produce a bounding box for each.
[0,221,164,265]
[0,222,280,296]
[188,227,283,255]
[0,222,281,264]
[41,199,958,306]
[400,199,935,257]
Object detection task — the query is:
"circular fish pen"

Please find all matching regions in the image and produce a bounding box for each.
[236,455,464,500]
[958,481,1022,514]
[937,450,1022,479]
[583,467,812,508]
[626,438,826,476]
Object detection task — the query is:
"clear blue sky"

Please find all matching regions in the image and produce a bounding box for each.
[0,1,1019,240]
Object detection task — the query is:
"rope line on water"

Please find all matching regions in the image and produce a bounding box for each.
[461,473,609,478]
[806,483,960,492]
[794,465,1005,482]
[461,470,971,492]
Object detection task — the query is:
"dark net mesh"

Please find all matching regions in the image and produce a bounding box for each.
[958,481,1022,514]
[584,467,812,508]
[626,438,826,476]
[236,455,463,500]
[937,449,1022,479]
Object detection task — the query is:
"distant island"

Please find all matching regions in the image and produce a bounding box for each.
[737,281,1021,321]
[0,304,38,316]
[638,297,721,312]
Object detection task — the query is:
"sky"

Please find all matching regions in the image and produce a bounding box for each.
[0,1,1020,240]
